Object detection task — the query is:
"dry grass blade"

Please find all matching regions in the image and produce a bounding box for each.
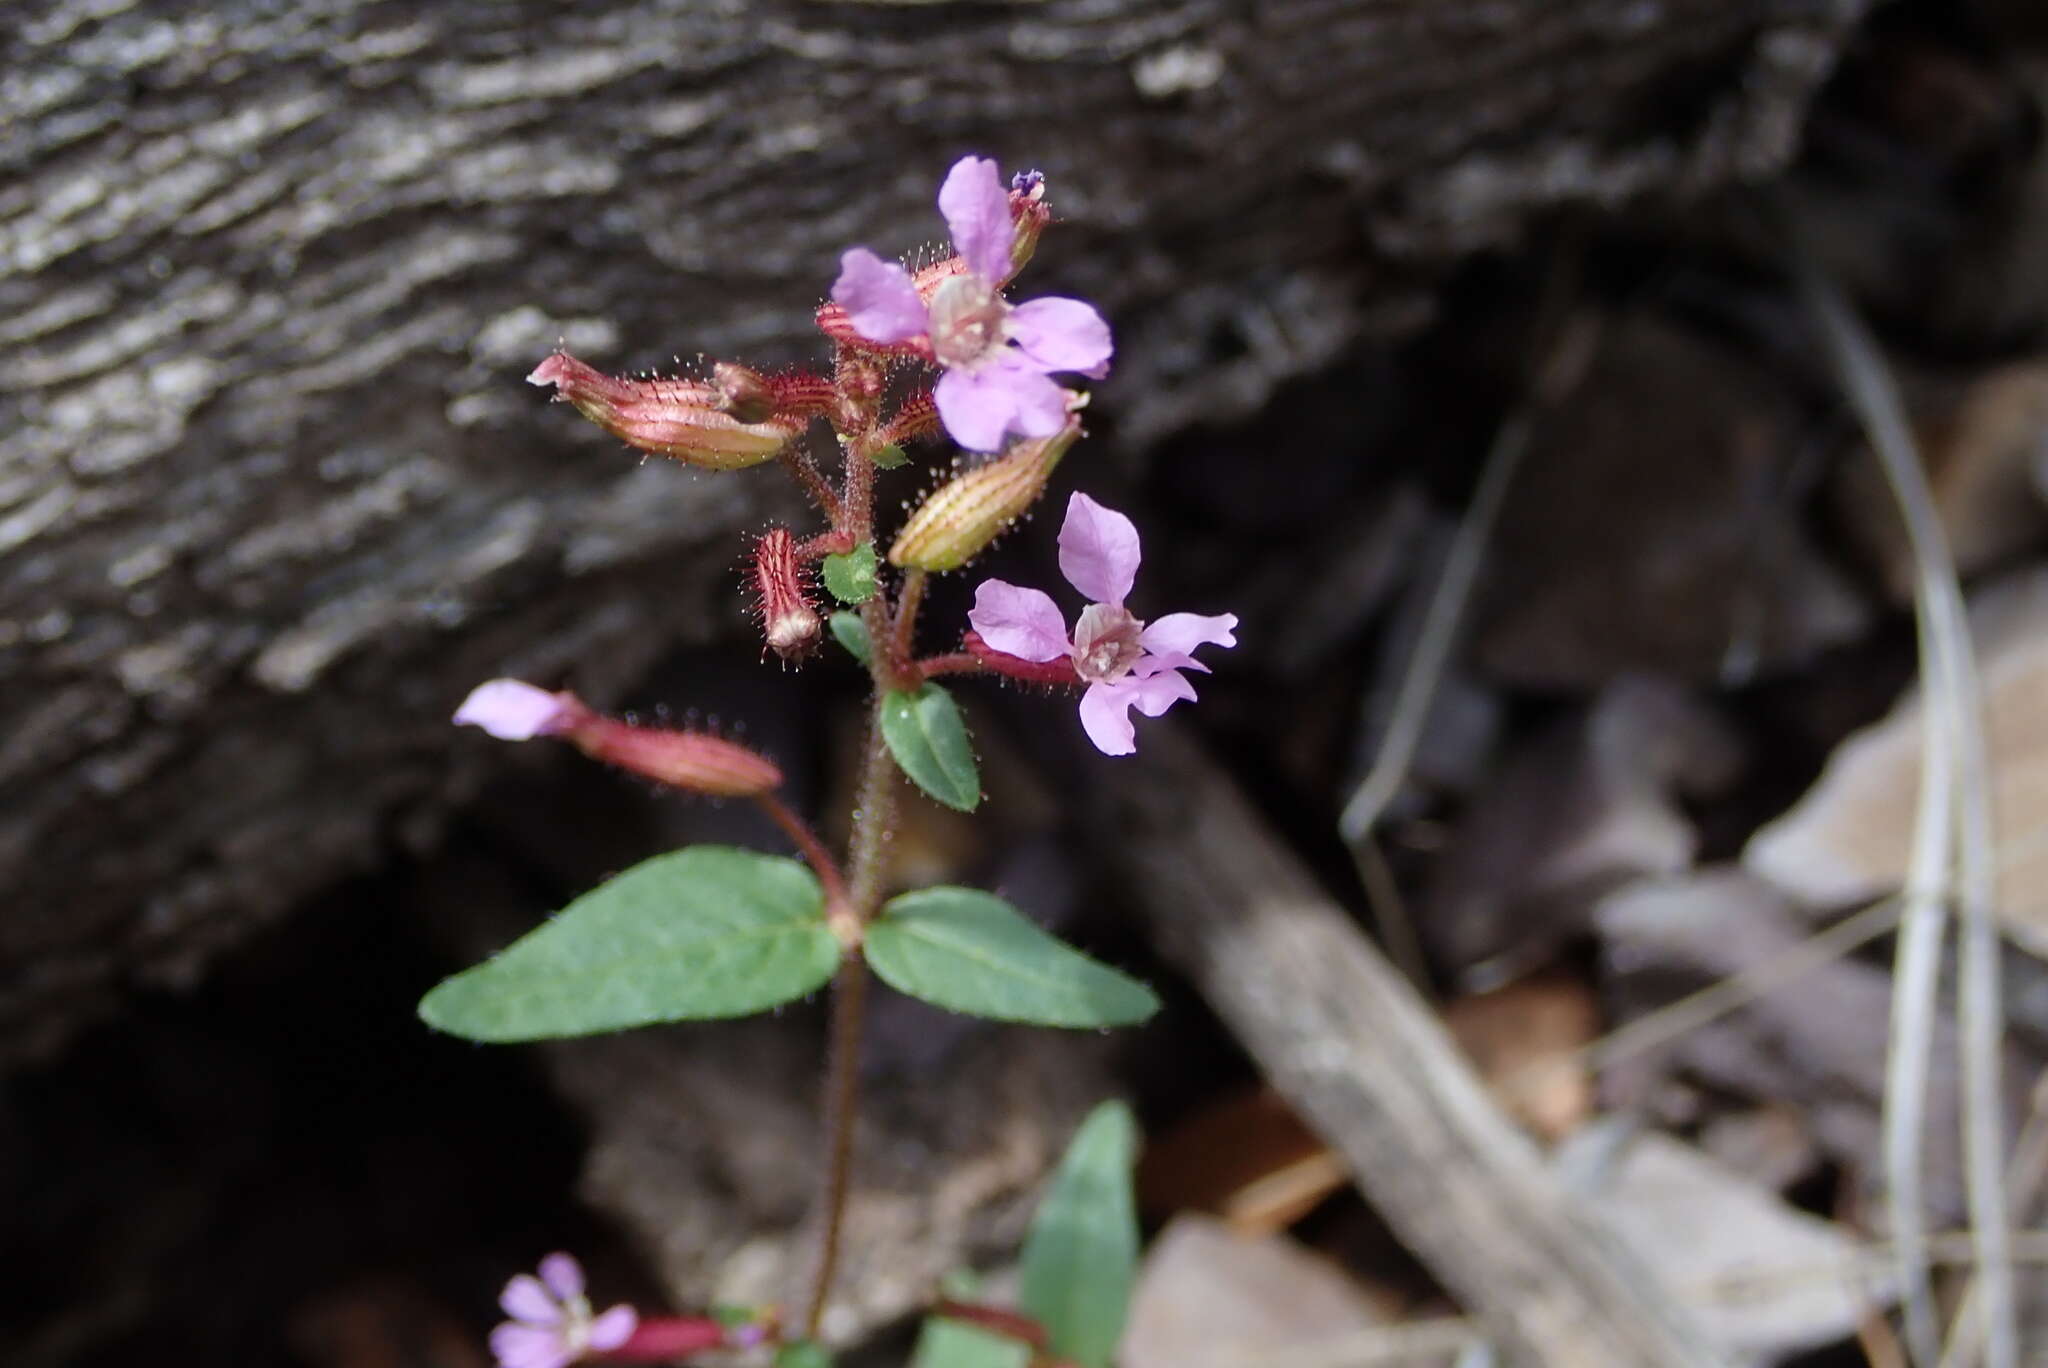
[1939,1070,2048,1367]
[1792,248,2013,1368]
[1337,403,1531,848]
[1577,894,1900,1080]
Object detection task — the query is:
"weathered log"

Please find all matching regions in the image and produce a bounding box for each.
[0,0,1867,1065]
[1095,725,1729,1367]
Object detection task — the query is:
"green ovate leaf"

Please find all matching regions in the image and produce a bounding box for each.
[910,1318,1031,1368]
[1021,1101,1142,1368]
[775,1341,834,1368]
[418,846,840,1041]
[880,684,980,812]
[866,888,1159,1028]
[829,609,871,665]
[870,441,909,470]
[823,544,878,604]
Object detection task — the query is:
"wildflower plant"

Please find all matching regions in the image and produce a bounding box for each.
[422,156,1231,1366]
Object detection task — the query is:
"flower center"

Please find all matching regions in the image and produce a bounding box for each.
[1070,603,1145,683]
[927,274,1008,371]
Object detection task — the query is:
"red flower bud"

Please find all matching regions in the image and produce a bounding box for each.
[752,527,821,660]
[568,715,783,797]
[528,351,802,470]
[597,1314,731,1361]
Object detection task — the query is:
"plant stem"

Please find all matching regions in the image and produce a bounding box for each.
[844,648,901,916]
[803,951,869,1340]
[778,447,844,524]
[755,792,850,916]
[914,651,987,680]
[890,567,927,671]
[799,395,905,1338]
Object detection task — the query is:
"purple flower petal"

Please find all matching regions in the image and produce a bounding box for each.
[587,1304,640,1351]
[998,359,1073,439]
[938,155,1013,284]
[1140,612,1238,658]
[933,366,1016,453]
[1058,493,1141,606]
[490,1322,573,1368]
[935,360,1067,452]
[499,1274,562,1325]
[455,680,575,741]
[537,1253,585,1301]
[832,248,929,343]
[1007,297,1112,377]
[970,580,1072,661]
[1078,680,1141,756]
[1126,660,1199,716]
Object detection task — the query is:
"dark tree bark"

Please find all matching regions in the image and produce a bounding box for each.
[0,0,1866,1065]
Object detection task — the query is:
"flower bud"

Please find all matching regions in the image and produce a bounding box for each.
[454,678,782,796]
[752,527,821,660]
[570,715,783,797]
[528,352,800,470]
[1004,170,1051,282]
[889,419,1080,572]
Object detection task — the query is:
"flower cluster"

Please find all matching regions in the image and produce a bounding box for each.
[831,157,1111,452]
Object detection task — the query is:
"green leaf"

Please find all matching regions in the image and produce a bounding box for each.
[418,846,840,1041]
[870,441,909,470]
[1021,1101,1142,1368]
[822,544,878,604]
[775,1342,834,1368]
[910,1318,1030,1368]
[829,610,871,665]
[866,888,1159,1028]
[880,684,980,812]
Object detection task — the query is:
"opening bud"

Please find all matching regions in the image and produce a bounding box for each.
[528,351,800,470]
[571,716,784,797]
[1005,170,1051,282]
[455,679,783,797]
[712,362,776,423]
[753,527,822,660]
[889,419,1080,572]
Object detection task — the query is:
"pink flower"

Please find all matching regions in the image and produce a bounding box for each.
[831,156,1112,453]
[454,679,582,740]
[491,1253,638,1368]
[968,493,1236,755]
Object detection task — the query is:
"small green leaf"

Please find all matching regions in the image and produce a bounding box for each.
[419,846,840,1041]
[1021,1102,1141,1368]
[829,610,871,665]
[870,441,909,470]
[866,888,1159,1027]
[880,684,980,812]
[910,1318,1030,1368]
[822,544,878,604]
[775,1341,834,1368]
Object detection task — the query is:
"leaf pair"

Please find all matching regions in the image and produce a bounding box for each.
[419,848,1156,1040]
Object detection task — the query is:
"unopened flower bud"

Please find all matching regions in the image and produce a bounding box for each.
[454,678,782,796]
[752,528,821,660]
[571,715,783,797]
[1005,171,1051,281]
[889,419,1080,572]
[528,351,800,470]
